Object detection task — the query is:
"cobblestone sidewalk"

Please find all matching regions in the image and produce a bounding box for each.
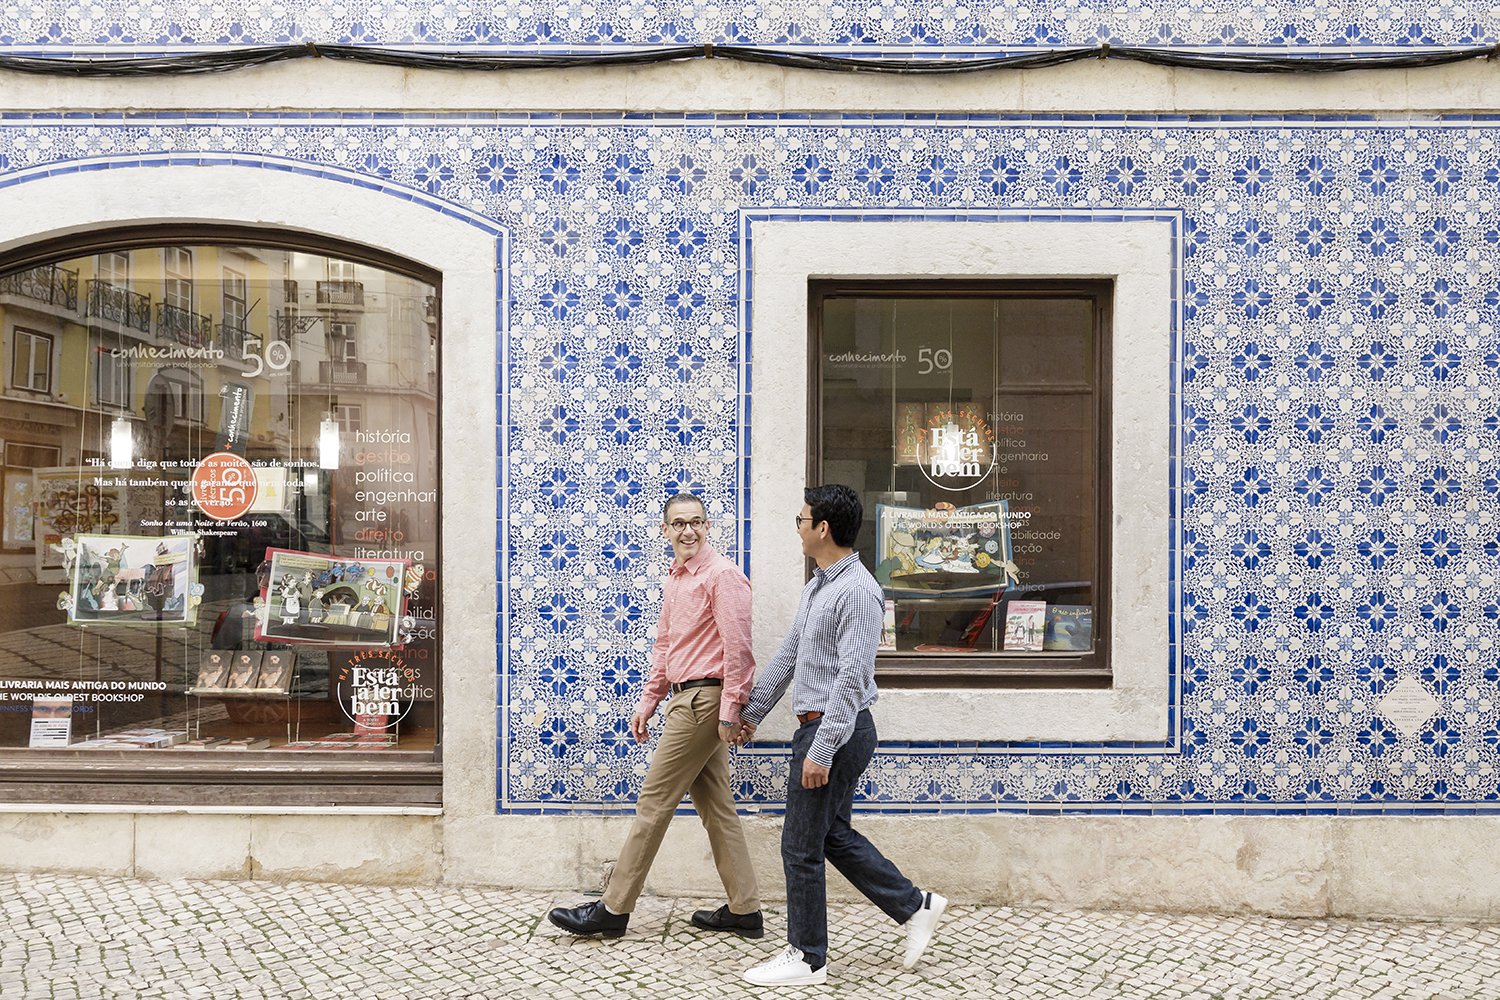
[2,874,1497,999]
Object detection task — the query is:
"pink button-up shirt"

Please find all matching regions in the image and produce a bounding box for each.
[637,545,755,724]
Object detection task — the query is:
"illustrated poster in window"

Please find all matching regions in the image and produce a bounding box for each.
[873,501,1018,599]
[65,532,200,626]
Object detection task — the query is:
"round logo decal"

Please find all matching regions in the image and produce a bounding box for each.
[919,412,997,493]
[190,452,258,521]
[334,649,418,731]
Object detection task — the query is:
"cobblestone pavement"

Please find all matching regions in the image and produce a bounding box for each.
[2,873,1498,999]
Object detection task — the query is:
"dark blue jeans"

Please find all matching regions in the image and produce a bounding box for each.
[782,710,923,968]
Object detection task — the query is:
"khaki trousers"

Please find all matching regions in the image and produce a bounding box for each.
[602,684,760,914]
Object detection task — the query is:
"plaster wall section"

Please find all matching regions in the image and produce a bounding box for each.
[3,61,1500,115]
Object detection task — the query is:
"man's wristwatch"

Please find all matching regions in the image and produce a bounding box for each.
[719,720,736,728]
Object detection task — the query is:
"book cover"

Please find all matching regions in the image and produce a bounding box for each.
[226,651,263,689]
[353,713,389,736]
[878,599,897,652]
[194,650,232,691]
[894,402,926,465]
[174,737,229,750]
[1044,605,1094,651]
[256,650,296,692]
[1003,599,1047,652]
[220,736,271,751]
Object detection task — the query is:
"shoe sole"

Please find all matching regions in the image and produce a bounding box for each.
[902,895,948,969]
[690,916,765,939]
[743,970,827,987]
[547,915,626,939]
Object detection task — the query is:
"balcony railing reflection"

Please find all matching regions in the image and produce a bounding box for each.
[86,279,151,333]
[1,264,79,311]
[216,322,249,357]
[318,360,367,385]
[155,302,213,349]
[316,281,364,306]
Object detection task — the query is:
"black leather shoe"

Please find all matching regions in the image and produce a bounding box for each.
[690,904,764,939]
[548,900,628,938]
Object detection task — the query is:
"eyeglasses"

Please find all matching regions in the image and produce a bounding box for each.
[667,517,707,532]
[794,515,816,529]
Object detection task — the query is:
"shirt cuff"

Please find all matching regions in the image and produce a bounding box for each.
[718,703,743,726]
[806,740,838,768]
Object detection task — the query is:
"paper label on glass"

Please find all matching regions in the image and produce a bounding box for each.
[28,696,72,747]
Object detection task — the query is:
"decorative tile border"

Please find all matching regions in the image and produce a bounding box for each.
[4,2,1500,56]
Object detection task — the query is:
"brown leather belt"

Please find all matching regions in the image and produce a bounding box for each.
[797,711,823,725]
[670,678,722,694]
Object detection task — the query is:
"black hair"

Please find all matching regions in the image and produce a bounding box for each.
[662,492,706,521]
[804,484,862,547]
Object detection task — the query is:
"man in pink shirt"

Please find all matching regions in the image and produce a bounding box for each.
[548,493,762,939]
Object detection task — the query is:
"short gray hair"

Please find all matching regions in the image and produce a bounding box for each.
[662,493,706,521]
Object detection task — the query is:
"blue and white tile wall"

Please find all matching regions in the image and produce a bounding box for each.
[4,1,1500,54]
[5,111,1500,815]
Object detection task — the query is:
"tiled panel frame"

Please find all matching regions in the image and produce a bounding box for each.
[2,114,1500,818]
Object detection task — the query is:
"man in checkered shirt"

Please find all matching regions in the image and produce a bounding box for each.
[736,484,947,988]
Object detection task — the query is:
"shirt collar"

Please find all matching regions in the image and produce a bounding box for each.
[813,551,862,583]
[671,544,718,577]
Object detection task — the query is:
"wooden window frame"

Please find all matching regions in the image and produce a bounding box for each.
[0,226,444,806]
[810,279,1113,689]
[9,327,54,393]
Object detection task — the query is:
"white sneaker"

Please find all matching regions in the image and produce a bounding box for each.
[743,944,828,986]
[902,891,947,969]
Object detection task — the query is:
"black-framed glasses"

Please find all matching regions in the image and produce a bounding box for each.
[667,517,707,532]
[794,515,815,529]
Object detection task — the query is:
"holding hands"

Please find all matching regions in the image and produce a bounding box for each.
[719,719,756,746]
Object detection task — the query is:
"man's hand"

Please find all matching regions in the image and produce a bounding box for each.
[801,759,830,789]
[717,717,741,743]
[735,721,757,746]
[629,708,653,743]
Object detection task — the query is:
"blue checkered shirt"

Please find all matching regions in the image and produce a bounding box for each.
[742,551,882,767]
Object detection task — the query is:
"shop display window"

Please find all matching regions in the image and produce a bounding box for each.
[0,234,441,768]
[814,281,1110,681]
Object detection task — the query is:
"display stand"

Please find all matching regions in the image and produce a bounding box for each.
[186,648,301,746]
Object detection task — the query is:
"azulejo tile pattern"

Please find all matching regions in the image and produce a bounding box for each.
[4,114,1500,814]
[5,2,1500,55]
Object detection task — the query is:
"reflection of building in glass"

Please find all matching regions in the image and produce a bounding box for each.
[0,241,440,757]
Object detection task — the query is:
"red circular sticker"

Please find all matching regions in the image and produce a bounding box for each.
[190,452,258,521]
